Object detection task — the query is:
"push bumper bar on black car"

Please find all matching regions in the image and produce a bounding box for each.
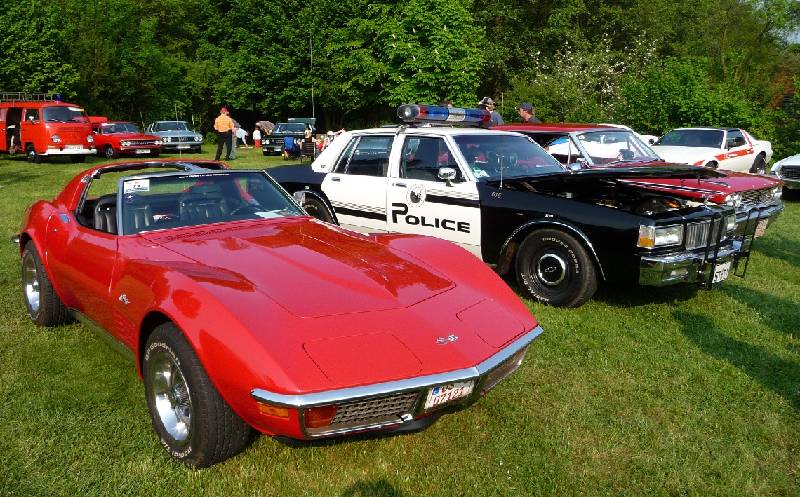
[639,243,738,286]
[251,326,543,438]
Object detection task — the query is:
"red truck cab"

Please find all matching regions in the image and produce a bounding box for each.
[91,120,162,159]
[0,93,95,163]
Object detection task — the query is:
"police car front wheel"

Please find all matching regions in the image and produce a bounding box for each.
[515,229,597,308]
[302,197,334,223]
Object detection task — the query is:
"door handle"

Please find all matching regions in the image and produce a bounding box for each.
[394,182,407,188]
[331,177,341,182]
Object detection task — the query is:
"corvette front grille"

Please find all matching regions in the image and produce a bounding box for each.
[329,392,419,428]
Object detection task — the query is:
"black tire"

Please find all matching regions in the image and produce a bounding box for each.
[21,242,71,326]
[705,161,718,170]
[515,229,598,308]
[302,196,334,223]
[143,323,252,467]
[69,155,86,163]
[26,146,42,164]
[750,153,766,174]
[104,146,116,159]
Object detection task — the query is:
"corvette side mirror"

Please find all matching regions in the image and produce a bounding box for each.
[438,167,457,187]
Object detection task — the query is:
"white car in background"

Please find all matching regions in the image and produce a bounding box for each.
[771,153,800,191]
[599,123,659,145]
[652,127,773,173]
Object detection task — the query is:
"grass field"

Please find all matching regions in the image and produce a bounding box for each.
[1,147,798,496]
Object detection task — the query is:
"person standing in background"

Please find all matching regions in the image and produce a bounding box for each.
[516,102,542,123]
[477,97,504,125]
[230,119,239,159]
[213,107,234,161]
[253,126,262,148]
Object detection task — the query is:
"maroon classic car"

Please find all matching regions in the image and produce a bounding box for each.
[495,123,783,238]
[91,121,162,159]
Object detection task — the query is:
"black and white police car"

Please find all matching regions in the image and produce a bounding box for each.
[268,105,749,307]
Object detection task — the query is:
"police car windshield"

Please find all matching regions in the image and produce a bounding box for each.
[43,106,88,123]
[453,134,564,181]
[658,129,724,148]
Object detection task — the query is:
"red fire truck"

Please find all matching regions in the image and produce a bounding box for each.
[0,93,95,163]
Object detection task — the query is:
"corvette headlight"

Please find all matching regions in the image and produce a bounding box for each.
[51,134,62,143]
[724,193,742,207]
[638,225,684,249]
[121,140,131,147]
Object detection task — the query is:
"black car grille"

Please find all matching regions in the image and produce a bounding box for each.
[781,166,800,180]
[125,139,157,146]
[740,188,774,206]
[685,219,724,250]
[328,392,419,429]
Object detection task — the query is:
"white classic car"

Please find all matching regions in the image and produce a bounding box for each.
[771,153,800,190]
[651,127,772,173]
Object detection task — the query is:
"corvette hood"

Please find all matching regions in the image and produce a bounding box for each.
[144,218,454,317]
[652,145,719,164]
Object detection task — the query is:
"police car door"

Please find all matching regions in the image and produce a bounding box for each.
[321,134,392,232]
[387,135,482,257]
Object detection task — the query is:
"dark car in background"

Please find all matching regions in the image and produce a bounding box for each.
[262,118,315,155]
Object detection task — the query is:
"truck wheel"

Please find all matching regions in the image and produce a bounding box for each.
[515,229,597,308]
[104,146,116,159]
[750,154,766,174]
[143,322,253,467]
[21,243,72,326]
[26,146,42,164]
[302,196,334,223]
[150,150,160,158]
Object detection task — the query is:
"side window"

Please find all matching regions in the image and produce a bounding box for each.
[24,109,39,122]
[400,136,461,182]
[726,130,746,148]
[334,135,392,177]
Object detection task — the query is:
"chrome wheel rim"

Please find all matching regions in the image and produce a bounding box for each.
[22,252,40,313]
[149,349,193,445]
[536,252,568,286]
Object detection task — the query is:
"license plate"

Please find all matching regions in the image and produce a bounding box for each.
[65,144,82,150]
[135,149,151,154]
[754,219,768,238]
[424,380,474,410]
[712,261,731,284]
[177,144,190,149]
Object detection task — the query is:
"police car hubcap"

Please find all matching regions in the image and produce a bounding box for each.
[536,253,567,286]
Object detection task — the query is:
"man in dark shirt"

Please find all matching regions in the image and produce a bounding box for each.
[516,102,542,123]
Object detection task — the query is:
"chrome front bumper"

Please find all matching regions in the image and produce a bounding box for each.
[639,244,737,286]
[251,325,543,438]
[42,147,95,156]
[734,201,783,236]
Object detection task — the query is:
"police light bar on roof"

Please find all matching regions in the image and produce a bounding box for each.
[397,104,491,126]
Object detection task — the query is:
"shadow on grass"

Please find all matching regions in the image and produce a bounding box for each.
[340,479,404,497]
[0,170,46,188]
[719,285,800,337]
[592,282,700,308]
[752,232,800,268]
[674,311,800,411]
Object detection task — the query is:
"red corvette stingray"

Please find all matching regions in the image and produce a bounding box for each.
[16,161,541,467]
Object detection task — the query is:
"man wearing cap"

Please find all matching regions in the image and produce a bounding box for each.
[477,97,504,125]
[214,107,234,161]
[516,102,542,124]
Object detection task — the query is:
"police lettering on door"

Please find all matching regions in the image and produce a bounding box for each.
[390,203,470,233]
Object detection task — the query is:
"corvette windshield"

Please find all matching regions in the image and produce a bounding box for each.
[119,171,303,234]
[155,122,189,131]
[453,134,564,181]
[572,130,659,165]
[658,129,724,148]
